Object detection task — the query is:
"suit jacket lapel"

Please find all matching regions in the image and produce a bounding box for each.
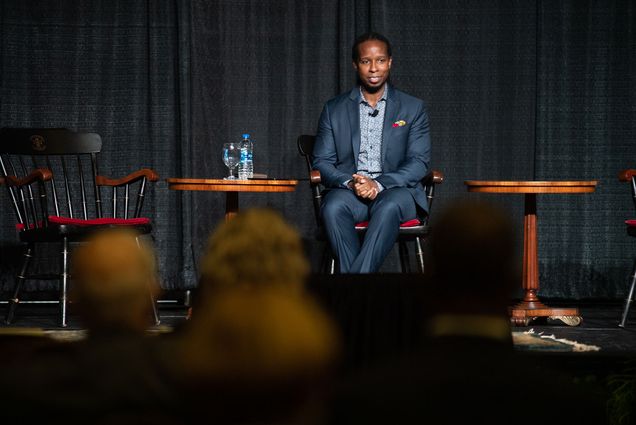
[347,89,360,162]
[382,88,400,165]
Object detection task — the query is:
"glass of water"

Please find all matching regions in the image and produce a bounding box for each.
[222,142,240,180]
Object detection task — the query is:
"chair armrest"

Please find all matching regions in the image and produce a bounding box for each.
[3,168,53,187]
[310,169,322,185]
[96,168,160,187]
[431,170,444,184]
[618,169,636,182]
[423,169,444,186]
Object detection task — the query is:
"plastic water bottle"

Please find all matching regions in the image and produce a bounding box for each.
[238,133,254,180]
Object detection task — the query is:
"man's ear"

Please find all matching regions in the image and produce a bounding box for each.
[352,61,358,70]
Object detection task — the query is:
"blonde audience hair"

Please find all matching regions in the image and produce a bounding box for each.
[199,208,309,295]
[71,228,160,333]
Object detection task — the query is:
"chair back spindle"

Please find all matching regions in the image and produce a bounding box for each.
[18,157,39,228]
[0,156,25,224]
[135,177,147,218]
[60,156,74,218]
[45,156,61,217]
[91,153,103,218]
[124,185,129,219]
[77,155,88,220]
[631,176,636,212]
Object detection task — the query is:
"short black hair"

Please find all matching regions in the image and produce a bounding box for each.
[352,32,392,62]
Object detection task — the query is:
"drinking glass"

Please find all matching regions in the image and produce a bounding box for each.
[222,142,240,179]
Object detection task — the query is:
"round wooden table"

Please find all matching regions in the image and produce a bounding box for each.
[166,178,298,221]
[465,180,598,326]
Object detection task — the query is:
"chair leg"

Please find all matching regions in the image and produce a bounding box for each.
[319,247,329,273]
[60,238,69,328]
[415,237,425,273]
[136,237,161,326]
[320,245,336,274]
[398,241,411,273]
[619,258,636,328]
[5,244,34,325]
[150,292,160,326]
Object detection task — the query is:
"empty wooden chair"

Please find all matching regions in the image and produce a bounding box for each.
[0,128,160,327]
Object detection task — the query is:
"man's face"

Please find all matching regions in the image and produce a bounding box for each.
[353,39,392,94]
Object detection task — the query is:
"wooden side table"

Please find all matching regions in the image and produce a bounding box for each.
[166,178,298,221]
[465,180,598,326]
[167,178,299,318]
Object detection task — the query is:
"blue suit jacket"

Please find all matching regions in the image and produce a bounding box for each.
[312,85,431,212]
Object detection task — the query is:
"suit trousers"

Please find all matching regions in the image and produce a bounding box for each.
[321,187,417,273]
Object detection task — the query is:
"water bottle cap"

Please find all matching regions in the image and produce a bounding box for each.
[242,133,250,139]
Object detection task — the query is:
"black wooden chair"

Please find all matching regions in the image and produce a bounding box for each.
[619,169,636,328]
[0,128,160,327]
[297,134,444,273]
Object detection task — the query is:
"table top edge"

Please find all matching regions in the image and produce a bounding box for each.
[166,178,298,185]
[464,180,598,187]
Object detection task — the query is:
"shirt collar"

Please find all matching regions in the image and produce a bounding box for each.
[359,84,388,105]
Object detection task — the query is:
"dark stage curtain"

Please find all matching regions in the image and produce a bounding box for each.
[0,0,196,290]
[534,1,636,298]
[1,0,634,299]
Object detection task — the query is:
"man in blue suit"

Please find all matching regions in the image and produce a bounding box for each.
[313,32,431,273]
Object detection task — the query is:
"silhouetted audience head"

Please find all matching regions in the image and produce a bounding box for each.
[175,209,337,423]
[71,228,160,333]
[199,208,309,296]
[177,286,340,424]
[428,198,518,314]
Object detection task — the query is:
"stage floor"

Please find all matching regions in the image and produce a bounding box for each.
[0,300,190,331]
[523,301,636,354]
[0,299,634,354]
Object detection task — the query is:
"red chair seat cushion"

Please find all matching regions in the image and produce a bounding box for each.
[48,216,150,226]
[355,218,421,229]
[16,216,150,231]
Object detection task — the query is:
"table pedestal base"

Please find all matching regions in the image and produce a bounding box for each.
[510,302,581,327]
[465,180,597,328]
